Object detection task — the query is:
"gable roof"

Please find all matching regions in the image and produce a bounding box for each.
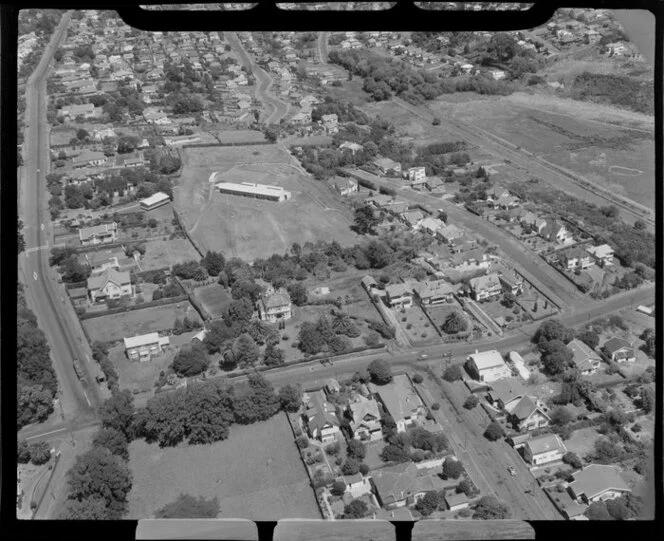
[385,283,411,298]
[375,375,423,423]
[567,338,601,370]
[305,390,339,433]
[469,272,501,292]
[569,464,631,500]
[510,395,549,422]
[260,288,291,309]
[469,350,506,371]
[124,332,161,349]
[602,337,633,355]
[488,377,527,405]
[371,462,435,505]
[348,395,381,431]
[87,268,131,291]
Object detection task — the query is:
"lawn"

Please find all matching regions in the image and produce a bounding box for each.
[194,283,233,319]
[174,145,358,263]
[82,302,201,344]
[139,237,202,271]
[424,303,470,336]
[209,129,266,144]
[395,305,439,345]
[563,427,601,462]
[127,412,320,520]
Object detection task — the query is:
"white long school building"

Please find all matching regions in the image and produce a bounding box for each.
[215,181,291,202]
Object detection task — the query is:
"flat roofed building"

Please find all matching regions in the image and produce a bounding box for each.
[467,349,512,383]
[123,332,170,361]
[216,181,291,202]
[140,191,171,211]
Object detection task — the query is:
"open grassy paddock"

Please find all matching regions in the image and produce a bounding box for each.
[139,237,202,271]
[127,412,320,520]
[174,145,358,262]
[82,302,201,344]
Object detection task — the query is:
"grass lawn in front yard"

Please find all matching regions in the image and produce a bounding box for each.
[82,302,202,344]
[139,237,202,271]
[127,412,320,520]
[423,302,471,339]
[395,305,439,345]
[363,439,387,471]
[479,298,527,329]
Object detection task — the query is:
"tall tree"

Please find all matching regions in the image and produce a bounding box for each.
[473,496,511,519]
[100,390,135,440]
[184,382,235,445]
[92,428,129,460]
[171,341,210,377]
[230,333,260,368]
[367,359,393,385]
[60,497,112,519]
[264,342,286,367]
[278,384,302,412]
[352,205,379,235]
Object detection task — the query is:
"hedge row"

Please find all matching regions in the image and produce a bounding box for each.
[78,295,188,320]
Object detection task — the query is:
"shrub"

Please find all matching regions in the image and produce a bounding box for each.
[463,395,479,410]
[431,402,440,411]
[296,436,309,449]
[442,457,464,480]
[484,422,504,441]
[562,452,583,469]
[412,374,424,384]
[330,480,346,496]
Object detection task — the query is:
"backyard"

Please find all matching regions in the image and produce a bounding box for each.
[127,412,320,520]
[563,427,602,462]
[138,237,202,271]
[82,302,202,344]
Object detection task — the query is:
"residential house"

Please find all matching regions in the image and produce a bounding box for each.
[339,141,363,154]
[567,338,602,375]
[585,244,615,267]
[602,337,636,363]
[541,221,573,245]
[560,247,594,270]
[419,217,445,236]
[257,288,292,323]
[568,464,632,504]
[321,113,338,134]
[373,157,402,175]
[494,265,524,295]
[444,491,470,511]
[400,210,425,229]
[523,434,567,466]
[339,474,373,499]
[59,103,96,120]
[469,272,502,301]
[425,176,445,192]
[412,279,456,305]
[508,395,551,432]
[72,150,107,168]
[410,176,428,191]
[84,247,131,274]
[303,390,340,443]
[373,374,426,433]
[438,224,465,244]
[87,268,133,303]
[79,222,118,246]
[467,350,512,383]
[361,275,378,295]
[334,178,359,196]
[405,166,426,183]
[347,394,383,441]
[370,462,437,508]
[385,283,413,309]
[487,377,527,411]
[123,332,170,362]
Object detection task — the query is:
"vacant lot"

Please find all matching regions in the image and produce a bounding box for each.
[127,412,320,520]
[139,237,201,271]
[83,302,201,344]
[175,145,358,262]
[564,427,601,462]
[210,129,266,144]
[194,283,233,319]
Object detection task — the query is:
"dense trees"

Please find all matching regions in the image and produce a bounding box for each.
[571,72,654,115]
[463,395,479,410]
[576,329,600,350]
[640,328,655,358]
[442,458,464,480]
[483,422,504,441]
[297,316,351,356]
[183,382,236,445]
[27,442,52,465]
[415,491,440,516]
[330,480,347,497]
[408,427,448,453]
[64,447,133,519]
[367,359,393,385]
[347,440,367,461]
[286,282,308,306]
[171,341,210,377]
[200,251,226,276]
[352,205,379,235]
[551,406,573,426]
[100,389,136,440]
[533,320,574,347]
[473,496,511,519]
[228,333,260,369]
[278,384,302,413]
[156,494,220,518]
[343,499,368,519]
[562,451,583,470]
[443,364,463,382]
[231,373,281,425]
[540,339,574,376]
[92,428,129,461]
[264,342,286,367]
[341,457,362,476]
[442,311,468,334]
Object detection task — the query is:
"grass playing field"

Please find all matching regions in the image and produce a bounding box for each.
[127,412,320,520]
[174,145,359,263]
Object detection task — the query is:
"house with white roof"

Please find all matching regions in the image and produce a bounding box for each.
[140,191,171,211]
[469,272,502,301]
[372,374,426,433]
[346,394,382,441]
[467,350,512,383]
[123,332,170,361]
[405,166,426,183]
[567,338,602,375]
[568,464,631,504]
[585,244,614,267]
[385,283,413,309]
[79,222,118,246]
[87,268,133,303]
[523,433,567,466]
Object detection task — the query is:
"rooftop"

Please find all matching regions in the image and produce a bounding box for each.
[468,349,506,371]
[124,332,161,349]
[569,464,631,500]
[526,433,567,456]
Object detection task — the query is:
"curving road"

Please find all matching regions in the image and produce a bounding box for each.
[317,31,329,64]
[18,11,102,437]
[224,31,290,125]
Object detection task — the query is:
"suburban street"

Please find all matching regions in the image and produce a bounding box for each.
[224,31,290,124]
[18,11,102,427]
[317,31,329,63]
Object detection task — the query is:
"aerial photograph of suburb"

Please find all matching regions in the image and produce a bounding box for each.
[16,1,656,528]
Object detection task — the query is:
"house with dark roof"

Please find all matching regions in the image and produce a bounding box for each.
[487,377,527,411]
[373,157,402,175]
[257,288,292,323]
[303,390,340,443]
[370,462,438,509]
[385,283,413,309]
[508,395,551,432]
[568,464,631,504]
[567,338,602,375]
[602,337,636,363]
[412,279,456,305]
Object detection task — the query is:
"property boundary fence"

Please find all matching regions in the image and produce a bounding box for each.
[78,295,189,320]
[170,207,206,259]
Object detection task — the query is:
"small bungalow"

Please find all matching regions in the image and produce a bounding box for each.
[567,338,602,375]
[568,464,632,504]
[602,337,636,363]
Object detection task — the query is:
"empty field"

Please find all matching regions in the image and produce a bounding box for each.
[82,302,201,344]
[174,145,358,262]
[210,129,266,144]
[194,283,233,319]
[139,237,202,271]
[127,412,320,520]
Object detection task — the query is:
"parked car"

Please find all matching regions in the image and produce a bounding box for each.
[507,466,517,477]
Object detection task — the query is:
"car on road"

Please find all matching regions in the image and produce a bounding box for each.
[507,465,517,477]
[418,354,429,361]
